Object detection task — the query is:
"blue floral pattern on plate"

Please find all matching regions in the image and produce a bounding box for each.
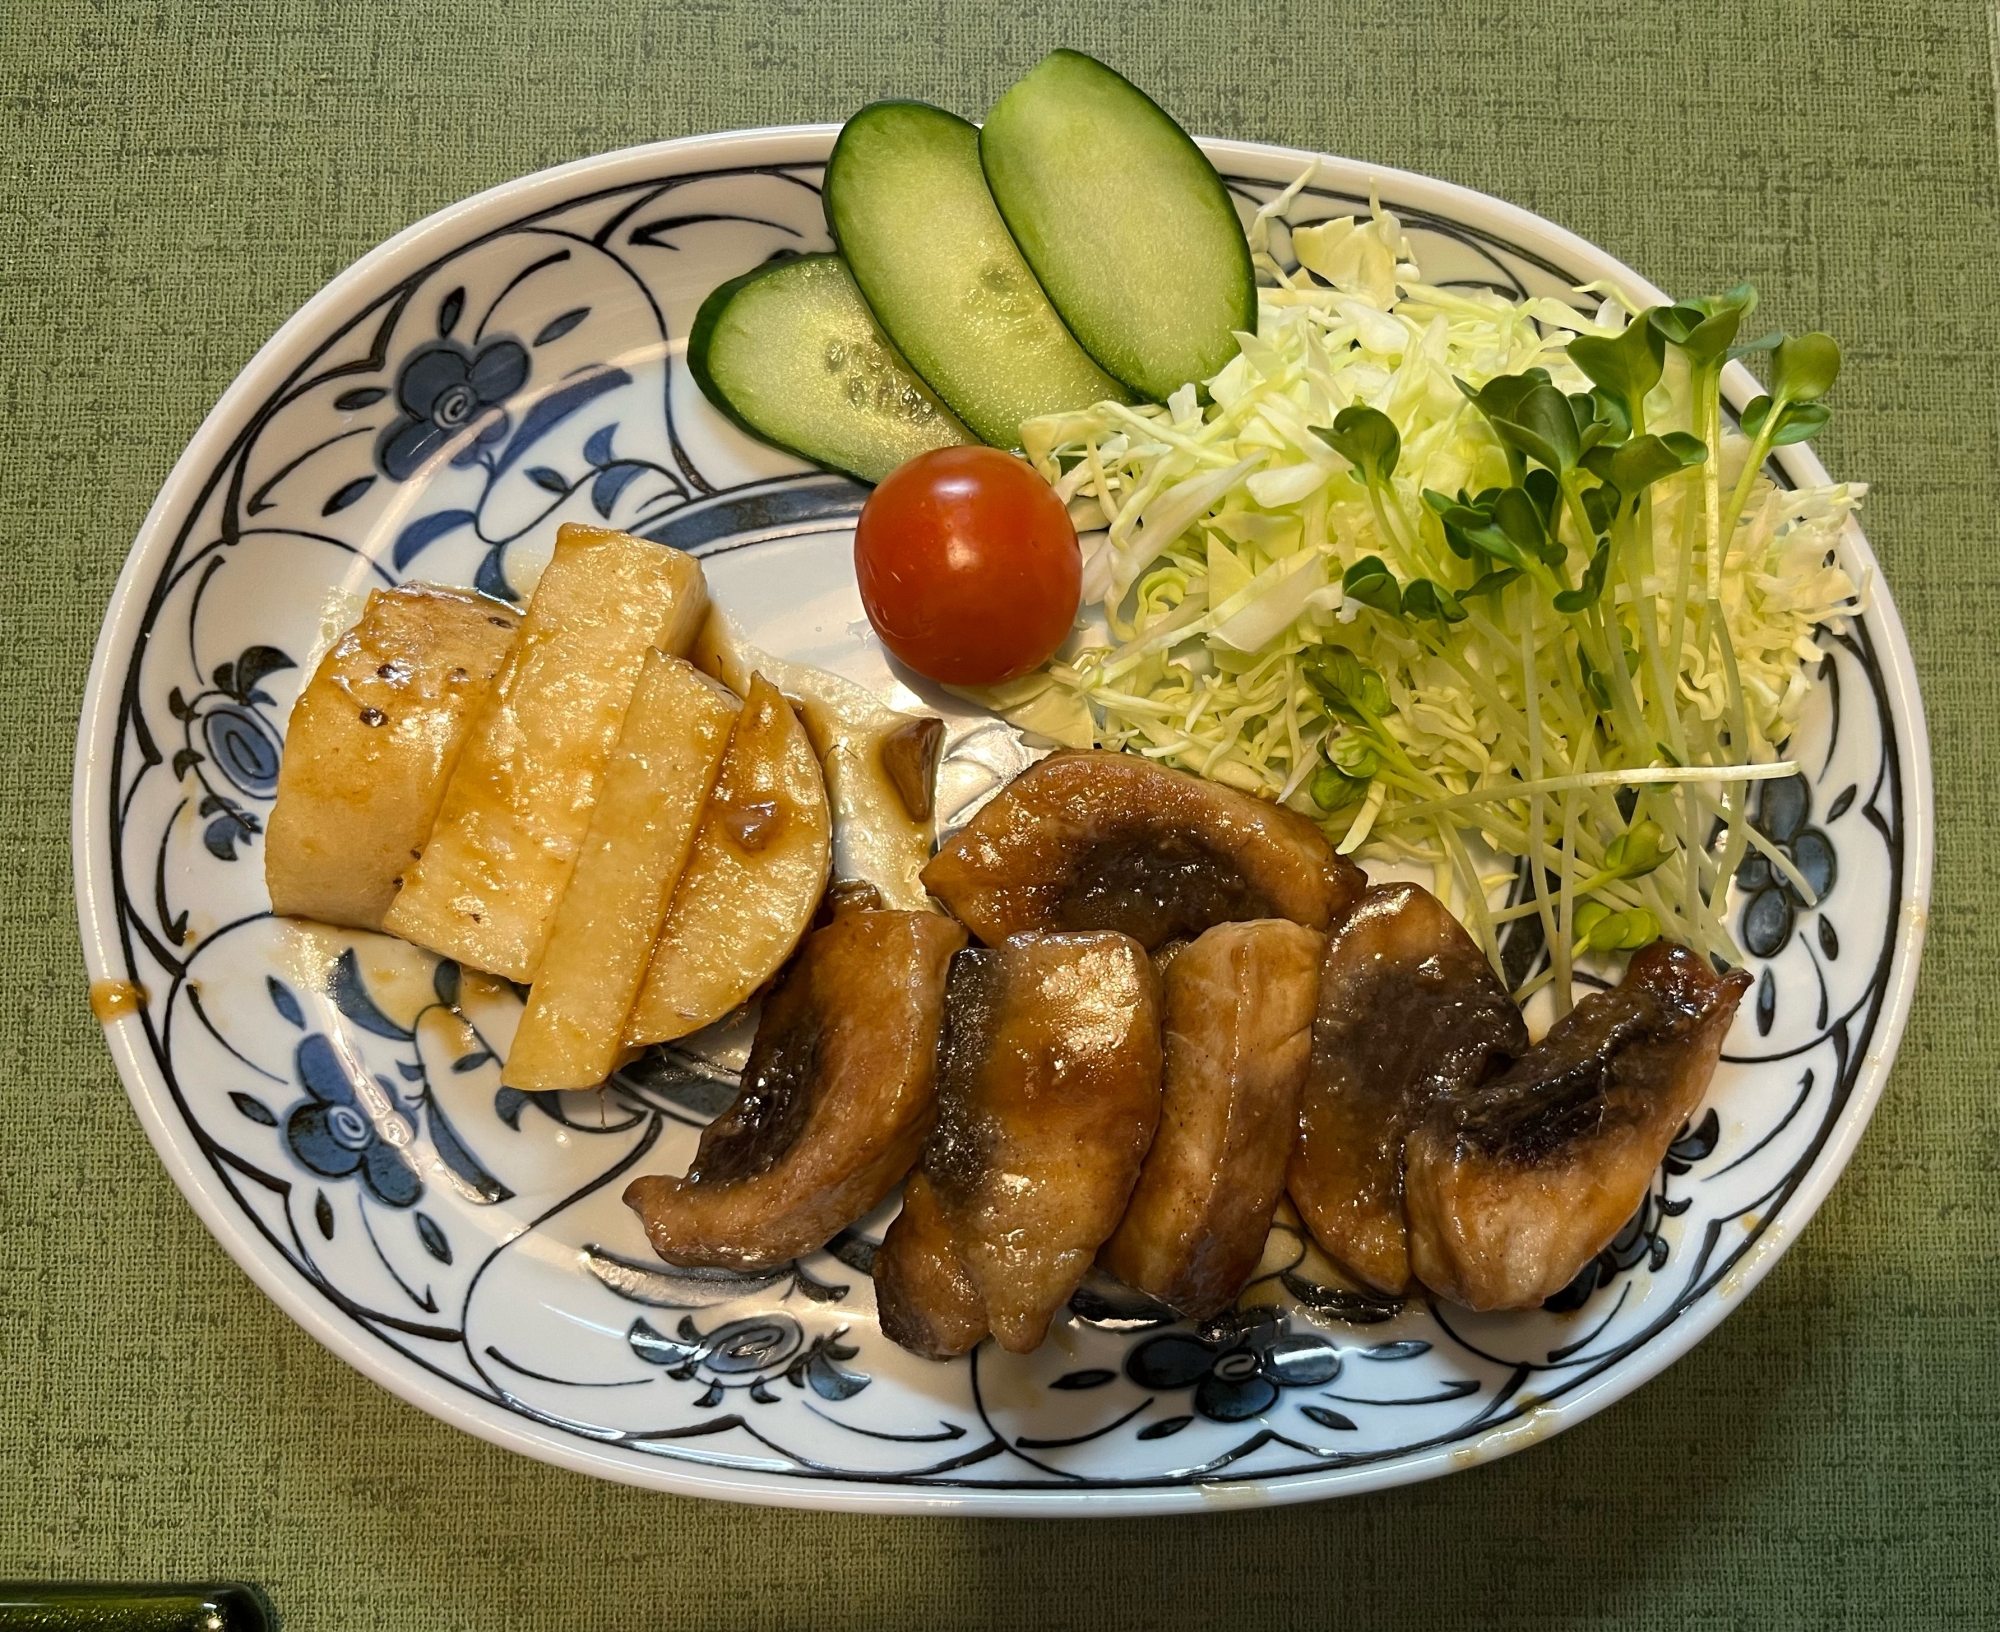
[284,1032,424,1208]
[378,334,530,480]
[1126,1310,1346,1425]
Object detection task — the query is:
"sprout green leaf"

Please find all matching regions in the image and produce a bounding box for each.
[1342,554,1403,615]
[1464,566,1523,600]
[1569,315,1665,410]
[1403,578,1467,624]
[1604,431,1706,494]
[1307,648,1391,721]
[1573,902,1662,954]
[1489,381,1582,475]
[1311,763,1371,811]
[1772,332,1841,402]
[1580,482,1621,536]
[1651,286,1757,368]
[1728,329,1784,359]
[1767,401,1831,445]
[1313,405,1401,486]
[1487,486,1553,567]
[1603,819,1670,879]
[1552,541,1610,613]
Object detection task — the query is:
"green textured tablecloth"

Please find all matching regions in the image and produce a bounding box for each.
[2,2,1994,1627]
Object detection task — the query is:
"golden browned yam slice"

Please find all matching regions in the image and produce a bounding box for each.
[921,749,1365,950]
[501,653,737,1090]
[875,931,1163,1356]
[623,909,966,1271]
[1288,884,1527,1296]
[265,584,520,931]
[1099,919,1324,1319]
[872,1171,989,1360]
[693,607,940,910]
[624,675,832,1045]
[383,525,709,978]
[1404,941,1751,1311]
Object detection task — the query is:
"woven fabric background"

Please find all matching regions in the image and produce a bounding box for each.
[1,1,1994,1627]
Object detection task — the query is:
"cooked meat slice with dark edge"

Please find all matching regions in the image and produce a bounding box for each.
[1099,919,1324,1318]
[921,749,1364,950]
[623,908,966,1271]
[872,1171,989,1359]
[873,930,1163,1355]
[1404,940,1751,1311]
[1288,883,1528,1296]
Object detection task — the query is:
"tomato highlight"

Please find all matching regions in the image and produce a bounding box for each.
[854,446,1080,686]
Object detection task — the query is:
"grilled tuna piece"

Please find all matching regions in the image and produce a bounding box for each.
[1405,941,1750,1311]
[875,930,1163,1356]
[1100,919,1324,1318]
[922,750,1363,950]
[1288,883,1527,1296]
[623,909,965,1271]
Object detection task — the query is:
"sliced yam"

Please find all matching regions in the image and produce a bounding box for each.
[625,674,832,1046]
[265,583,519,931]
[692,607,941,911]
[825,100,1132,449]
[383,525,708,979]
[502,652,736,1090]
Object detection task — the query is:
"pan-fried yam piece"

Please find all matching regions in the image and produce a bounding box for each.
[625,675,832,1045]
[1405,941,1751,1311]
[921,749,1364,949]
[265,584,519,931]
[1288,884,1528,1296]
[501,653,736,1090]
[693,608,941,911]
[623,909,966,1272]
[874,931,1163,1356]
[383,525,708,978]
[1099,919,1324,1319]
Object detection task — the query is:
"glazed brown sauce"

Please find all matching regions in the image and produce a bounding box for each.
[814,880,885,928]
[879,717,945,823]
[1448,948,1749,1165]
[89,979,147,1021]
[687,987,822,1186]
[1334,953,1525,1112]
[1055,829,1272,949]
[719,798,786,854]
[925,949,1005,1208]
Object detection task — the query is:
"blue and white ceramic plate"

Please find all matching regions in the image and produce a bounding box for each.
[73,129,1932,1514]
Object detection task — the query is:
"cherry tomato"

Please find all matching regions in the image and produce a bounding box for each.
[854,446,1080,686]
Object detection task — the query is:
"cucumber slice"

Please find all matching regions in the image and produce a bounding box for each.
[980,51,1255,402]
[687,252,972,484]
[826,100,1132,449]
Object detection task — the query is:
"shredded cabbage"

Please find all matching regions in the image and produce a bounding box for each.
[994,196,1862,1008]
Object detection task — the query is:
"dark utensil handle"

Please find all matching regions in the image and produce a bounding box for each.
[0,1584,275,1631]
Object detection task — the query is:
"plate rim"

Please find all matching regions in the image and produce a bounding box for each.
[71,124,1935,1515]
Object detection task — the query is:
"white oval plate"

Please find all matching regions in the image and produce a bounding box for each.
[72,128,1932,1515]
